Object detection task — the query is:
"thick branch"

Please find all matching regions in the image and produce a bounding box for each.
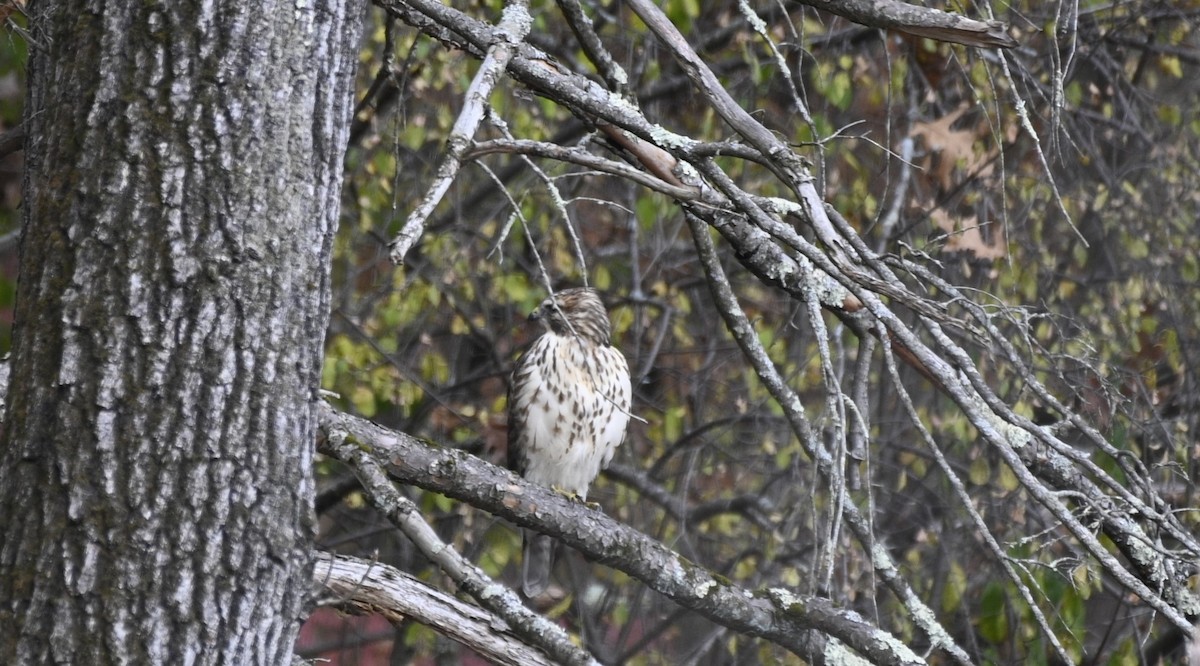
[316,402,925,665]
[313,552,556,666]
[319,422,600,666]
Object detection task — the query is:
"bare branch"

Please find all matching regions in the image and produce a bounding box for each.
[319,417,600,666]
[625,0,813,192]
[465,138,700,200]
[316,402,927,665]
[554,0,631,97]
[876,327,1076,664]
[682,209,973,666]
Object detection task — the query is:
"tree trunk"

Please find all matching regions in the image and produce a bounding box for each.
[0,2,361,663]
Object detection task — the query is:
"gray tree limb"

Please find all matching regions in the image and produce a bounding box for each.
[312,553,557,666]
[317,402,927,665]
[320,419,600,666]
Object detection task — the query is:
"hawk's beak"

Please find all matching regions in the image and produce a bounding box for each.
[528,308,543,322]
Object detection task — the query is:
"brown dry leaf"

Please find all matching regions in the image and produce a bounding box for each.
[0,0,23,27]
[931,209,1006,259]
[911,103,993,189]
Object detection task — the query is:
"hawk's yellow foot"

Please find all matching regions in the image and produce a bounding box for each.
[549,485,601,509]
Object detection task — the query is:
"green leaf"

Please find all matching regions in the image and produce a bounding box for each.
[978,584,1010,643]
[941,562,967,612]
[969,456,990,485]
[351,385,377,417]
[827,71,852,110]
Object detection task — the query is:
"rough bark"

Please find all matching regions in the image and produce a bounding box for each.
[0,1,362,663]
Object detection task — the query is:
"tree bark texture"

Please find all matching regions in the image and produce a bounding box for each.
[0,2,361,663]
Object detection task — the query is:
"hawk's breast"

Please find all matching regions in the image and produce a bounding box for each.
[509,333,632,499]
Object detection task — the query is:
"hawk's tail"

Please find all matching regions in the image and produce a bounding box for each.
[521,530,554,597]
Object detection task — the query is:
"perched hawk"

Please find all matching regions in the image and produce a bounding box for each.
[508,287,632,597]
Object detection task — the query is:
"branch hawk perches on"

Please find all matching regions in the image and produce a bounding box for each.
[507,288,632,597]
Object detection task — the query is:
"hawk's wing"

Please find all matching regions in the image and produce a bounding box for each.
[507,334,555,478]
[591,343,632,472]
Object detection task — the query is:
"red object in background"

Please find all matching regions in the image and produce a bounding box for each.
[297,607,507,665]
[296,608,395,665]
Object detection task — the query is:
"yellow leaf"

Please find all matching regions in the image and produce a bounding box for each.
[969,457,990,485]
[942,562,967,612]
[1073,564,1093,599]
[1159,55,1183,78]
[594,264,611,291]
[351,386,377,417]
[998,464,1020,492]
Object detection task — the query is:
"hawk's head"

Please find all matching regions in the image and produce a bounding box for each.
[530,287,612,345]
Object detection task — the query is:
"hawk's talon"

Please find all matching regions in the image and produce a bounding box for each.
[550,485,583,502]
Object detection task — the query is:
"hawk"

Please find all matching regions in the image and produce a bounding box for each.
[508,287,632,597]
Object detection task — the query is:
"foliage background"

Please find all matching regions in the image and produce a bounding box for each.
[310,0,1199,663]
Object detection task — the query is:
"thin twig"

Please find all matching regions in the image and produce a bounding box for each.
[876,320,1077,664]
